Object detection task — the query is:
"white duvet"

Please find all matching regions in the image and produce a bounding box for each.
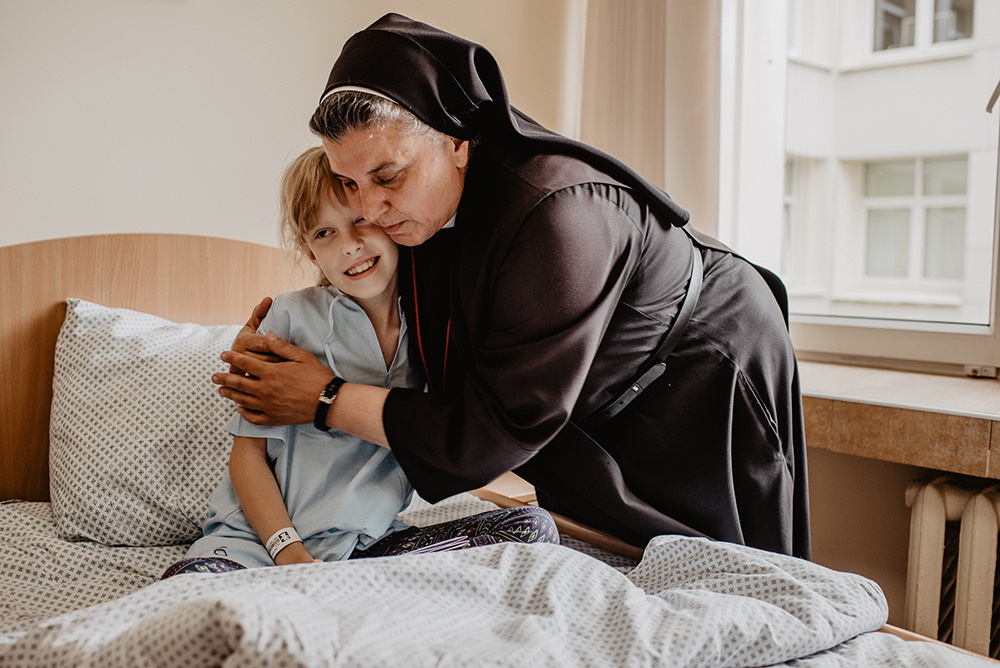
[2,534,989,667]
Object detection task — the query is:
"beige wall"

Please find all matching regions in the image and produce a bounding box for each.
[0,0,575,249]
[1,0,717,244]
[808,448,937,627]
[348,1,581,139]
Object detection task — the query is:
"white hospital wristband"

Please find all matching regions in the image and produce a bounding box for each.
[265,527,302,560]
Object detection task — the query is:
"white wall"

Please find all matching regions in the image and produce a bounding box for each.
[836,57,999,160]
[0,1,575,249]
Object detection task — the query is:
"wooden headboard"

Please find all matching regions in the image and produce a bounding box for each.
[0,234,311,502]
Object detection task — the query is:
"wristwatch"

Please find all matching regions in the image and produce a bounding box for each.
[314,377,346,432]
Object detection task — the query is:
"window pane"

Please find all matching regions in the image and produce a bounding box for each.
[866,160,915,196]
[934,0,974,42]
[866,209,911,277]
[923,156,968,194]
[874,0,916,51]
[924,207,966,278]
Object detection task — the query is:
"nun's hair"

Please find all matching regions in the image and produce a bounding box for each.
[309,91,444,145]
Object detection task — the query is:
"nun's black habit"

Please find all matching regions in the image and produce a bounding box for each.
[322,14,810,558]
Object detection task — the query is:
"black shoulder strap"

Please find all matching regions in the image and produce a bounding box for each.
[580,240,703,430]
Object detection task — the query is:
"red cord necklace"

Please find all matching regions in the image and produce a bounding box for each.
[410,248,450,392]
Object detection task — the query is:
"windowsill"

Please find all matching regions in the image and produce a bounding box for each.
[801,360,1000,421]
[840,41,975,74]
[800,361,1000,478]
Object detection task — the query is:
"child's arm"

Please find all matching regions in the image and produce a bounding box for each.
[229,435,319,566]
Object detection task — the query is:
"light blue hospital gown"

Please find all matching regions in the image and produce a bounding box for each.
[186,287,424,568]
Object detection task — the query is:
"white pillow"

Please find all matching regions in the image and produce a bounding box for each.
[49,299,241,546]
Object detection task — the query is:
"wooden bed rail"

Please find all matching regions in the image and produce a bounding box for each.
[471,487,648,561]
[879,624,1000,662]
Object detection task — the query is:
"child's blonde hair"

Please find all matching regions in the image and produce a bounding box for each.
[279,146,351,286]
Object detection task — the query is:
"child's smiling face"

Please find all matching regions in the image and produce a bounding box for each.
[305,190,399,305]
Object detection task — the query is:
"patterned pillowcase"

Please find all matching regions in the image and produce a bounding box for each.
[49,299,241,546]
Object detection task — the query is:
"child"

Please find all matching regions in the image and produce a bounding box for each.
[163,147,557,577]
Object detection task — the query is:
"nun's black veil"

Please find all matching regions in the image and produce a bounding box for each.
[321,13,691,229]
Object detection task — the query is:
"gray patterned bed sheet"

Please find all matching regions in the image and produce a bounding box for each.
[0,493,632,637]
[1,496,992,666]
[0,500,186,635]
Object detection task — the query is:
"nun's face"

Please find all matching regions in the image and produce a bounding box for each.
[322,125,469,247]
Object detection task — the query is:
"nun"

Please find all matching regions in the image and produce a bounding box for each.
[216,13,810,558]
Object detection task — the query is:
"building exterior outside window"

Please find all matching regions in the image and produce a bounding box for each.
[782,0,997,329]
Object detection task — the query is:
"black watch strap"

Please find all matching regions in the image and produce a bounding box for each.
[314,377,346,432]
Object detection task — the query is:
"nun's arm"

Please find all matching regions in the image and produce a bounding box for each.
[381,185,645,500]
[216,334,391,448]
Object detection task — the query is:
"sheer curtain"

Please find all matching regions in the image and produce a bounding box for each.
[576,0,721,235]
[579,0,667,189]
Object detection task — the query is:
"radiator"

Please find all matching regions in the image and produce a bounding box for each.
[905,477,1000,657]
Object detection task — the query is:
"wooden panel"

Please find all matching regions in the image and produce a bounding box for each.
[878,625,1000,663]
[802,396,833,451]
[828,401,990,477]
[470,488,644,561]
[0,234,312,502]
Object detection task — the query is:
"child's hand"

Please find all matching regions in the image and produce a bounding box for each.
[273,542,319,566]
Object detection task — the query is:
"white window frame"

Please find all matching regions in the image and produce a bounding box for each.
[854,156,967,295]
[720,0,1000,373]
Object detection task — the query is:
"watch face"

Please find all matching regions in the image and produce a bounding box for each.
[315,379,343,432]
[321,379,340,399]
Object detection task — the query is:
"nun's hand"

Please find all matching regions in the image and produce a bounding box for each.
[214,332,334,426]
[228,297,282,376]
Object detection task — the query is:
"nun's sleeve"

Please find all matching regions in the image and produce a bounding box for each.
[382,184,646,501]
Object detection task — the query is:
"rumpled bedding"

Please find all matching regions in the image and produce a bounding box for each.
[0,494,509,637]
[1,498,992,667]
[0,501,185,635]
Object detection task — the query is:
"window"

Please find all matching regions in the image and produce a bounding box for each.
[934,0,974,43]
[721,0,1000,370]
[863,157,967,283]
[874,0,973,51]
[874,0,916,50]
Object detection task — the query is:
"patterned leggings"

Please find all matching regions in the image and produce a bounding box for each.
[351,506,559,559]
[162,506,558,578]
